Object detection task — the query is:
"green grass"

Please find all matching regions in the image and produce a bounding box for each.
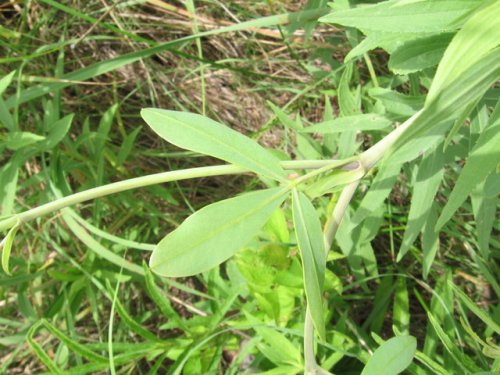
[0,1,499,374]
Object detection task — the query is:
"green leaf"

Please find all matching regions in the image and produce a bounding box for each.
[320,0,478,34]
[393,278,410,335]
[5,131,45,150]
[337,62,361,158]
[268,101,302,130]
[426,312,481,372]
[38,114,74,150]
[0,71,16,95]
[150,188,289,277]
[422,204,440,280]
[389,33,453,74]
[351,162,401,227]
[394,47,500,152]
[427,1,500,103]
[471,174,497,258]
[61,209,144,275]
[453,285,500,335]
[27,322,65,375]
[306,168,365,199]
[255,327,302,367]
[436,118,500,229]
[141,109,286,181]
[300,114,391,133]
[114,299,165,343]
[0,158,19,215]
[369,88,425,118]
[398,147,444,261]
[291,189,326,340]
[0,220,20,275]
[143,264,188,331]
[360,335,417,375]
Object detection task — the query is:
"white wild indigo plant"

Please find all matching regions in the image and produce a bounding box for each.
[1,1,499,374]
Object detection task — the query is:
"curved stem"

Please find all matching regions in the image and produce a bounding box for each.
[323,180,361,252]
[0,159,344,233]
[360,110,422,170]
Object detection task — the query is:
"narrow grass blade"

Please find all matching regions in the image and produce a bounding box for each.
[398,147,444,261]
[27,322,65,375]
[143,264,188,331]
[436,118,500,229]
[114,299,164,343]
[150,188,289,277]
[71,211,154,251]
[427,312,481,373]
[471,176,497,258]
[360,335,416,375]
[141,109,286,181]
[351,162,401,227]
[61,209,144,275]
[291,189,326,340]
[393,278,410,335]
[6,8,329,108]
[39,319,108,363]
[453,286,500,334]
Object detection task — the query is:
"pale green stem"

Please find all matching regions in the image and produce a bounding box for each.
[304,308,317,374]
[360,110,422,170]
[363,53,379,88]
[323,180,361,252]
[0,159,342,233]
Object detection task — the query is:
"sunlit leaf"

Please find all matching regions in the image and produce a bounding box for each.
[291,189,326,340]
[320,0,479,33]
[389,33,453,74]
[141,110,287,181]
[5,131,45,150]
[427,1,500,103]
[360,335,417,375]
[150,188,289,277]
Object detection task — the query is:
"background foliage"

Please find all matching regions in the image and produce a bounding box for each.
[0,0,498,374]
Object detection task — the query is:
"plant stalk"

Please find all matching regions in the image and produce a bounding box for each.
[0,159,343,233]
[360,110,422,170]
[304,308,317,374]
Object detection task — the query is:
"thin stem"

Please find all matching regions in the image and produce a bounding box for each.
[323,180,361,252]
[360,110,422,170]
[0,159,345,233]
[363,53,379,88]
[304,308,317,374]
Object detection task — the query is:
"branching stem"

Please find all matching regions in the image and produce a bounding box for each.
[0,159,341,233]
